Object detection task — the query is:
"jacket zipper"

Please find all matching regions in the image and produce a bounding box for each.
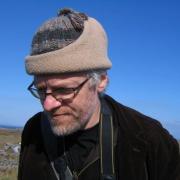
[73,157,99,179]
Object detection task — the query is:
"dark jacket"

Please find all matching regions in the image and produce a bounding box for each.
[18,95,180,180]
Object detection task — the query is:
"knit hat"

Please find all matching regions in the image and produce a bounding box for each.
[25,8,112,75]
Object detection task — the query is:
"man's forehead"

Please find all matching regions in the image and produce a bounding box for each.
[34,73,87,84]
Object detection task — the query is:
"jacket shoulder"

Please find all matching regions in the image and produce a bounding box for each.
[104,95,178,144]
[21,112,43,147]
[105,95,180,178]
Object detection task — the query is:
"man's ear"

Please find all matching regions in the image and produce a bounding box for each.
[97,74,108,93]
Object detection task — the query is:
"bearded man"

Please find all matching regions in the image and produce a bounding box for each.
[18,8,180,180]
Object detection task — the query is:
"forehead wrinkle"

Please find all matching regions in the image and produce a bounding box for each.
[34,74,87,89]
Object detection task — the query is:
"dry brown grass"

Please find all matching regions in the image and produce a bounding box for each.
[0,129,21,148]
[0,169,17,180]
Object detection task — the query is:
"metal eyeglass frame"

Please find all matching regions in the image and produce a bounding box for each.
[27,78,90,102]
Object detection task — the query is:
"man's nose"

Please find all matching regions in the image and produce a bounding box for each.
[42,95,61,111]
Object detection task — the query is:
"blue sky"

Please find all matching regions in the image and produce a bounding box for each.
[0,0,179,139]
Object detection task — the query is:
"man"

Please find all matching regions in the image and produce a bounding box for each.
[18,8,180,180]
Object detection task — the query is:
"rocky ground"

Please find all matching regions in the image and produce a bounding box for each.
[0,143,20,171]
[0,128,21,179]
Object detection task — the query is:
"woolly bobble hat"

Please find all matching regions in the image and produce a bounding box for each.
[25,8,112,75]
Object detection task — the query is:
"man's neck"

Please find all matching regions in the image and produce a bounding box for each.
[84,99,101,129]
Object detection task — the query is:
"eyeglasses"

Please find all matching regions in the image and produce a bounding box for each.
[28,78,90,102]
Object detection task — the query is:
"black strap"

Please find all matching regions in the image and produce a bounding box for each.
[54,155,73,180]
[100,99,116,180]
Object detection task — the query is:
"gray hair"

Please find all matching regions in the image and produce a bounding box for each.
[86,70,108,96]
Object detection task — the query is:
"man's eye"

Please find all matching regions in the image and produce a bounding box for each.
[55,88,74,94]
[37,89,46,94]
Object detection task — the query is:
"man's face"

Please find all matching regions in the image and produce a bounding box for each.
[34,73,107,136]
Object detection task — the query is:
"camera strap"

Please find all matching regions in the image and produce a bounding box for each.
[100,99,116,180]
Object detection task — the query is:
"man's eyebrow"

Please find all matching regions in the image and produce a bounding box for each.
[45,84,77,90]
[51,85,75,90]
[33,82,46,89]
[35,85,46,90]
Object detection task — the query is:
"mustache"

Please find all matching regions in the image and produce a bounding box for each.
[47,108,75,116]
